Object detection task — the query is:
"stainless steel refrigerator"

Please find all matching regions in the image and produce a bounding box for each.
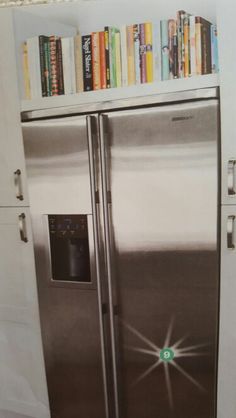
[22,88,220,418]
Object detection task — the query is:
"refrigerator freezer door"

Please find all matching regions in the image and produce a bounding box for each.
[22,116,108,418]
[100,100,219,418]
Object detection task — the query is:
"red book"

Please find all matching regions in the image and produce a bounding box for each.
[99,32,106,89]
[91,32,101,90]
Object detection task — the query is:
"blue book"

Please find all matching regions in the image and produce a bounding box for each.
[160,20,169,80]
[211,24,219,74]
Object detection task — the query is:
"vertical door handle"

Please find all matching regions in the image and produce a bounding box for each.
[87,115,110,418]
[227,215,235,250]
[19,213,28,243]
[99,113,120,418]
[228,160,236,196]
[14,169,24,201]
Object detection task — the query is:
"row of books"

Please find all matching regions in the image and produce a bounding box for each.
[22,22,156,99]
[22,13,219,99]
[160,11,219,80]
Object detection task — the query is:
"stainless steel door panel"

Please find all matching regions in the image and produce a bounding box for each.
[22,117,107,418]
[22,117,92,214]
[101,100,219,418]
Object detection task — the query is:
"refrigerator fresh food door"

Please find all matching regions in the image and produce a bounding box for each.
[99,99,219,418]
[22,116,109,418]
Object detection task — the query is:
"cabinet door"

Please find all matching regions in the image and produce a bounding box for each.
[217,0,236,204]
[0,207,50,418]
[218,205,236,418]
[0,10,29,207]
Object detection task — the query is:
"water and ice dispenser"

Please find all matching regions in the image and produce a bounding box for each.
[48,215,91,283]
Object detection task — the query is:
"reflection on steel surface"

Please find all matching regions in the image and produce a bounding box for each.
[123,318,208,410]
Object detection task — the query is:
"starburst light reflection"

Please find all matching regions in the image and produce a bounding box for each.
[122,318,208,409]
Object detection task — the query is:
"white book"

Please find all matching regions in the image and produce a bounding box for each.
[189,15,196,76]
[62,37,76,95]
[153,22,161,82]
[120,25,128,87]
[27,37,42,99]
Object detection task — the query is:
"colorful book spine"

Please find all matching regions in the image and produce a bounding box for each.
[211,24,219,74]
[168,19,176,79]
[145,22,153,83]
[160,20,169,80]
[49,36,59,96]
[104,27,111,88]
[22,42,31,100]
[189,15,196,76]
[74,34,84,93]
[111,28,118,88]
[127,25,135,85]
[92,32,101,90]
[177,10,185,78]
[139,23,146,83]
[82,35,93,91]
[56,38,64,95]
[181,13,186,78]
[99,31,106,89]
[152,22,161,82]
[195,16,202,75]
[115,31,122,88]
[133,24,140,84]
[39,36,47,97]
[44,39,51,96]
[183,15,189,77]
[120,25,128,86]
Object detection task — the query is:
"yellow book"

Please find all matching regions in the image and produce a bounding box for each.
[115,32,122,88]
[22,42,31,100]
[127,25,135,85]
[145,22,153,83]
[184,17,189,77]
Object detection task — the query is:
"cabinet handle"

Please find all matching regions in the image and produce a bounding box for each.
[19,213,28,243]
[227,215,235,250]
[14,169,24,201]
[228,160,236,195]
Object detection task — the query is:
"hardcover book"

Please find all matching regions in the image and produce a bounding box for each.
[145,22,153,83]
[82,35,93,92]
[127,25,135,85]
[92,32,101,90]
[160,20,169,81]
[139,23,146,83]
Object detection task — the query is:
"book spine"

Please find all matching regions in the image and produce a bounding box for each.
[120,25,128,87]
[160,20,169,81]
[44,39,51,96]
[177,10,185,78]
[115,31,122,88]
[189,15,196,76]
[74,34,84,93]
[56,39,64,95]
[139,23,146,83]
[22,42,31,100]
[152,22,161,82]
[49,36,59,96]
[133,24,140,84]
[92,32,101,90]
[145,22,153,83]
[168,19,175,79]
[70,37,76,94]
[127,25,135,85]
[181,13,186,78]
[99,31,106,89]
[104,27,111,88]
[108,27,114,88]
[39,36,47,97]
[111,28,117,88]
[195,17,202,75]
[82,35,93,92]
[211,24,219,74]
[201,20,212,74]
[173,27,178,78]
[183,15,189,77]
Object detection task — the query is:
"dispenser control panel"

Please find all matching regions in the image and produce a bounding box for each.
[48,215,91,283]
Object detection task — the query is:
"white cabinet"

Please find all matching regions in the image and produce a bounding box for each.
[218,205,236,418]
[0,207,50,418]
[0,10,29,207]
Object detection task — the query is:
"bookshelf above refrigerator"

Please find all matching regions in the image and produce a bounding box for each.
[9,0,219,113]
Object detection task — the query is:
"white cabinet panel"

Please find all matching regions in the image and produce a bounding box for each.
[218,205,236,418]
[0,207,50,418]
[217,0,236,204]
[0,10,29,207]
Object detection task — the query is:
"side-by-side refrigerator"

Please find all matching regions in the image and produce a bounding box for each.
[22,88,220,418]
